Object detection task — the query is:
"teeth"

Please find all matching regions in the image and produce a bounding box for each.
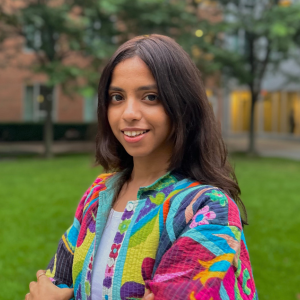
[124,130,147,137]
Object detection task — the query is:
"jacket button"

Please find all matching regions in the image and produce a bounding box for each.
[126,202,134,211]
[108,257,114,267]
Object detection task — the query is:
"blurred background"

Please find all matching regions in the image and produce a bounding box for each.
[0,0,299,299]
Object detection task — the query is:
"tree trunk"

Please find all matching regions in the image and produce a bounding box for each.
[44,87,54,159]
[248,91,258,155]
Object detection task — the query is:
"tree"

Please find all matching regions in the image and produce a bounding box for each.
[0,0,199,158]
[192,0,300,154]
[0,0,117,158]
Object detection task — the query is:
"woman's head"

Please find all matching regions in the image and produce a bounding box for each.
[97,34,212,170]
[96,34,247,224]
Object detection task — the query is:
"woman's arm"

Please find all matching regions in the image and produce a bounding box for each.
[45,174,111,287]
[45,224,78,288]
[30,174,110,295]
[145,188,257,300]
[45,201,86,287]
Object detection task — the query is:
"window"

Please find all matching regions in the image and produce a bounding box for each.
[23,84,56,122]
[262,91,300,135]
[230,90,251,132]
[84,96,97,122]
[24,85,34,121]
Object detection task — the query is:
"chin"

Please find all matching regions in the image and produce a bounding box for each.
[125,148,152,158]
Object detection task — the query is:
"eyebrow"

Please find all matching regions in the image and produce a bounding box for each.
[109,84,158,92]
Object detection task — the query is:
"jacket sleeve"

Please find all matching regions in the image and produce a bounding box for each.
[145,187,257,300]
[45,175,106,288]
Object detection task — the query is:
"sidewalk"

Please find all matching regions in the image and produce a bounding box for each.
[224,136,300,160]
[0,138,300,160]
[0,141,94,157]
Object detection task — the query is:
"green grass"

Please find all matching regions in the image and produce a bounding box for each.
[0,154,299,300]
[231,154,300,300]
[0,155,101,300]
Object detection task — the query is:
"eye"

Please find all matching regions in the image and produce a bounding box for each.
[110,94,123,102]
[144,94,159,101]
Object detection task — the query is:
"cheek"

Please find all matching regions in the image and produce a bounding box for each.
[153,110,172,136]
[160,110,171,129]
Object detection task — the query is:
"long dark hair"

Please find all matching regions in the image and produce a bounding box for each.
[96,34,247,225]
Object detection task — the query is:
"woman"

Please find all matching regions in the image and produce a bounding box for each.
[26,34,257,300]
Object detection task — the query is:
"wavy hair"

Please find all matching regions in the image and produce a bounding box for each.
[96,34,247,225]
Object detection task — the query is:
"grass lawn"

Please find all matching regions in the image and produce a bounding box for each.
[0,154,299,300]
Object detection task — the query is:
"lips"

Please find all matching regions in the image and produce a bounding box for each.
[122,130,149,143]
[122,130,149,137]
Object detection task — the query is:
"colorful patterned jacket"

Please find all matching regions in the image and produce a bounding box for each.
[46,171,258,300]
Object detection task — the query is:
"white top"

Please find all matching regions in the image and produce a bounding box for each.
[91,209,123,300]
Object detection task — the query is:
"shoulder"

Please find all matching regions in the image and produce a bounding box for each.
[83,172,116,203]
[74,172,116,220]
[92,172,116,187]
[169,180,242,230]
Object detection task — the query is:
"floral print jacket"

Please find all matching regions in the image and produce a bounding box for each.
[46,171,258,300]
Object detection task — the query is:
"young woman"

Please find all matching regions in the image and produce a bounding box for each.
[26,34,257,300]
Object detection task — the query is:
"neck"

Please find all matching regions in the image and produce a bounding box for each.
[129,149,172,187]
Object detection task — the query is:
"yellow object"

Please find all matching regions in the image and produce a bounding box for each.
[46,254,57,278]
[37,95,44,103]
[193,253,234,285]
[206,89,212,98]
[195,30,204,38]
[62,234,74,255]
[121,215,160,285]
[279,0,291,7]
[192,45,202,58]
[230,90,251,132]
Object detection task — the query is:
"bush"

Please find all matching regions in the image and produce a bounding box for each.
[0,123,97,141]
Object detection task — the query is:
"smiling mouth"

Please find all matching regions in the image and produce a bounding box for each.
[121,130,150,137]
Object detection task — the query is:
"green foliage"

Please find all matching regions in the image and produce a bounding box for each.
[195,1,300,91]
[20,4,83,59]
[2,0,299,98]
[80,86,96,98]
[116,0,197,38]
[0,0,200,95]
[0,154,299,299]
[191,1,300,153]
[98,0,126,14]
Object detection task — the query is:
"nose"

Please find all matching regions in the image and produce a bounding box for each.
[122,97,142,122]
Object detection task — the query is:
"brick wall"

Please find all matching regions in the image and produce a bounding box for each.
[0,68,23,121]
[0,52,85,123]
[57,88,84,122]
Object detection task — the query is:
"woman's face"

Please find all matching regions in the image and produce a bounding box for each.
[107,56,173,160]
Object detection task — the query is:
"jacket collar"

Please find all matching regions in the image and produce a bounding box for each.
[104,170,185,200]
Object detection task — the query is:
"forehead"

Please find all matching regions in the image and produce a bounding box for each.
[110,56,156,86]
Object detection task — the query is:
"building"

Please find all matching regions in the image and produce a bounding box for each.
[215,0,300,139]
[1,0,299,141]
[0,59,97,124]
[226,69,300,138]
[0,0,97,130]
